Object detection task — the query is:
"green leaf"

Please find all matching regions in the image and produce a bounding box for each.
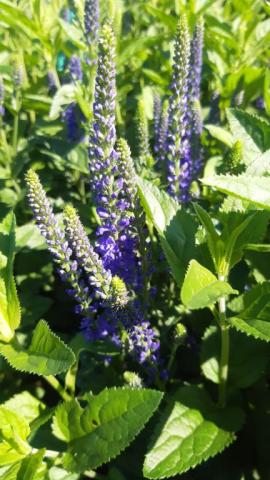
[204,124,234,147]
[52,387,163,473]
[226,109,270,165]
[193,203,221,270]
[4,392,45,424]
[181,260,237,310]
[201,326,269,388]
[202,174,270,210]
[16,449,46,480]
[220,211,270,269]
[137,178,197,285]
[0,407,31,466]
[137,177,179,234]
[143,385,244,479]
[228,283,270,342]
[16,223,45,251]
[0,320,75,375]
[246,149,270,176]
[0,212,21,342]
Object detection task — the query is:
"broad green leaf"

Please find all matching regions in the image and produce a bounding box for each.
[16,223,45,251]
[0,407,31,466]
[202,174,270,210]
[226,109,270,165]
[0,212,21,342]
[204,124,234,147]
[4,392,45,424]
[52,387,163,473]
[181,260,237,310]
[228,283,270,342]
[0,320,75,375]
[143,385,244,479]
[137,178,197,285]
[201,326,269,388]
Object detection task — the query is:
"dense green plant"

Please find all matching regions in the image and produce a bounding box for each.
[0,0,270,479]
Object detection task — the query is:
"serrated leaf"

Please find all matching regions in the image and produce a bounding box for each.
[137,178,197,285]
[228,283,270,342]
[181,260,237,310]
[0,320,75,375]
[52,387,163,473]
[202,174,270,210]
[143,385,244,479]
[0,407,31,466]
[0,212,21,342]
[201,326,269,388]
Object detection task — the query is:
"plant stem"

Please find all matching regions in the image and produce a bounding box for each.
[44,375,72,401]
[12,90,21,158]
[217,276,230,408]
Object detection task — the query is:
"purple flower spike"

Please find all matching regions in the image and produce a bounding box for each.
[25,170,92,317]
[166,15,191,201]
[84,0,99,45]
[69,55,83,82]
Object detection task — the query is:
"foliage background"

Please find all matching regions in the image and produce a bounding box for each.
[0,0,270,478]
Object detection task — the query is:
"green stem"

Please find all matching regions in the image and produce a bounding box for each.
[12,91,20,157]
[44,375,72,401]
[217,275,230,407]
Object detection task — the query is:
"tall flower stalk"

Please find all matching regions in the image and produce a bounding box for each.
[25,170,93,317]
[88,24,137,285]
[190,18,204,178]
[166,15,191,201]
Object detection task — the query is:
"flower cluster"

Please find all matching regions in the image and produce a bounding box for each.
[87,23,161,376]
[88,25,138,284]
[190,18,204,178]
[25,170,93,318]
[166,15,191,201]
[162,16,204,201]
[84,0,99,45]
